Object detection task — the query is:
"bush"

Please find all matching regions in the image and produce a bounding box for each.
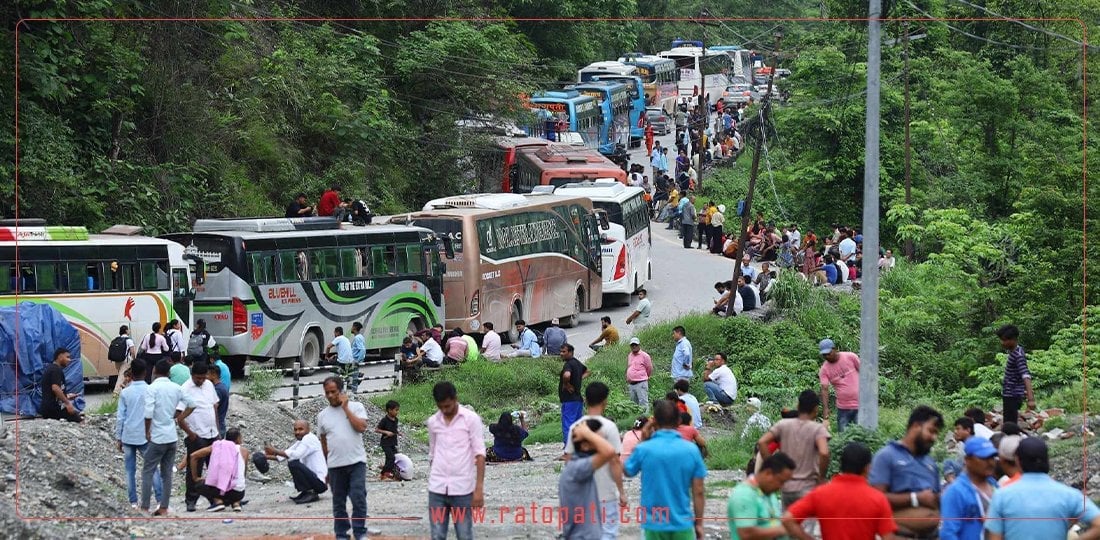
[826,424,889,477]
[243,367,282,401]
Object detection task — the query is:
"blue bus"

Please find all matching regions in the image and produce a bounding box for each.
[523,90,602,151]
[566,80,632,156]
[578,62,646,147]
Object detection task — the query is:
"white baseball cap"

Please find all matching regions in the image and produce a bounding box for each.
[747,397,762,409]
[629,337,641,345]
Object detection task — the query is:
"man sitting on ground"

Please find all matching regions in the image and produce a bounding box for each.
[263,419,328,504]
[588,316,620,353]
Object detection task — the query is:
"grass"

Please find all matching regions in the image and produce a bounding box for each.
[93,397,119,415]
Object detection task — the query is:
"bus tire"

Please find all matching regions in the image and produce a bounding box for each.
[507,303,523,343]
[560,289,583,328]
[300,330,323,372]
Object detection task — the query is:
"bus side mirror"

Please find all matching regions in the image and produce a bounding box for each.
[598,213,610,231]
[188,288,198,300]
[442,236,456,260]
[184,254,206,285]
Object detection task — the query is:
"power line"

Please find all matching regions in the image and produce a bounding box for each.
[904,1,1048,51]
[944,0,1095,51]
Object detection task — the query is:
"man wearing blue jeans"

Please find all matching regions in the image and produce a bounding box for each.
[427,381,486,540]
[558,344,588,449]
[317,376,370,540]
[702,353,737,407]
[142,359,194,515]
[116,360,161,507]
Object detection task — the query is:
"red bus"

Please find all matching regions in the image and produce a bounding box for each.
[469,137,550,193]
[510,144,628,194]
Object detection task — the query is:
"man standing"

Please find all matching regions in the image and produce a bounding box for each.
[178,363,221,512]
[680,195,697,249]
[995,325,1035,426]
[728,453,796,540]
[350,322,366,364]
[326,326,353,365]
[169,353,191,386]
[940,437,999,540]
[543,319,568,356]
[427,381,486,540]
[286,192,314,218]
[818,338,861,432]
[564,383,627,540]
[479,322,502,362]
[206,364,229,437]
[670,326,693,380]
[780,442,898,540]
[560,419,618,540]
[116,359,162,509]
[702,353,737,406]
[624,399,707,540]
[559,344,589,447]
[588,316,620,353]
[186,318,215,366]
[142,360,194,515]
[264,419,328,504]
[756,390,830,510]
[625,337,653,411]
[838,230,857,263]
[625,289,652,331]
[869,405,945,540]
[110,325,138,394]
[985,437,1100,540]
[317,376,370,540]
[39,348,81,422]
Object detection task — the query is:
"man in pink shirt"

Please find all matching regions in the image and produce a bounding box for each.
[625,337,654,412]
[818,338,861,432]
[427,381,485,540]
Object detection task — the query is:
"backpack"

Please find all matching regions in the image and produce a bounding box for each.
[187,332,209,357]
[107,336,129,362]
[164,330,178,353]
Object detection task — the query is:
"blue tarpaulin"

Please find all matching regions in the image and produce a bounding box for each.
[0,302,85,416]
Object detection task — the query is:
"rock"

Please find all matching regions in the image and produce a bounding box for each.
[1045,428,1065,440]
[1046,408,1065,417]
[4,474,14,482]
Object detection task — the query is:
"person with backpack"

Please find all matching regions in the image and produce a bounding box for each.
[505,320,542,358]
[137,322,170,381]
[187,319,216,366]
[164,320,185,364]
[110,325,138,394]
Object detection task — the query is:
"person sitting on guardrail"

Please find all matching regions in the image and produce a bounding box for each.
[325,326,353,366]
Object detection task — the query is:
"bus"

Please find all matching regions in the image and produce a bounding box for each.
[546,180,652,305]
[0,220,200,381]
[567,80,632,155]
[708,45,752,83]
[523,91,602,152]
[390,193,605,341]
[578,62,646,146]
[658,40,733,107]
[618,53,680,113]
[510,144,628,193]
[161,217,445,372]
[468,136,551,193]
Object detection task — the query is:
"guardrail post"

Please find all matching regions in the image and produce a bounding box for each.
[292,362,301,408]
[394,352,403,388]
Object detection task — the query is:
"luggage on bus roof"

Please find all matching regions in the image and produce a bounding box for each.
[193,216,341,233]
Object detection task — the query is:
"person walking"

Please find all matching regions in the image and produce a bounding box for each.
[756,390,830,511]
[178,363,221,512]
[317,376,370,540]
[940,437,999,540]
[869,405,945,540]
[559,344,589,448]
[427,381,486,540]
[116,359,162,509]
[995,325,1035,426]
[624,399,707,540]
[645,122,655,157]
[709,204,726,254]
[670,326,694,380]
[142,359,195,515]
[625,289,652,331]
[625,337,653,412]
[109,325,138,394]
[817,338,861,432]
[186,319,216,366]
[560,419,618,540]
[563,382,627,540]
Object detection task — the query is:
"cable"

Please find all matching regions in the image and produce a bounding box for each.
[944,0,1094,51]
[757,109,789,222]
[904,1,1048,51]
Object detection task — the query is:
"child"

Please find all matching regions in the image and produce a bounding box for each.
[375,400,399,480]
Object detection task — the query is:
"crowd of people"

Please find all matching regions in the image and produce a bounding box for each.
[285,185,374,225]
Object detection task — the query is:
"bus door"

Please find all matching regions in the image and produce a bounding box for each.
[583,212,605,304]
[171,266,194,332]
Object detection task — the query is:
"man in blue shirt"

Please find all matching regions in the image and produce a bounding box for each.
[625,399,707,540]
[671,326,694,380]
[543,319,568,356]
[869,405,944,539]
[142,359,195,515]
[506,320,542,358]
[940,437,999,540]
[325,326,353,364]
[116,359,161,508]
[985,437,1100,540]
[350,322,366,364]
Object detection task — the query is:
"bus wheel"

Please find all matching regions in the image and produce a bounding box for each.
[561,290,582,328]
[507,304,523,343]
[300,330,322,372]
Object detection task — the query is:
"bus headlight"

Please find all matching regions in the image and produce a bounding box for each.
[470,289,480,316]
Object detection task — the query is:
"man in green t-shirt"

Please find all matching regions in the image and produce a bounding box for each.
[728,452,796,540]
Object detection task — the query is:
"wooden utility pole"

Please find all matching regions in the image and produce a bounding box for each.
[858,0,882,430]
[725,30,782,316]
[903,22,914,260]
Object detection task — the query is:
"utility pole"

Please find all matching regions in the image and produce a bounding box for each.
[858,0,882,430]
[695,9,717,190]
[903,22,914,261]
[725,29,782,316]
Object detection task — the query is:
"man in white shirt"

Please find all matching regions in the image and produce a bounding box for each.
[479,322,502,362]
[788,224,801,250]
[419,336,445,367]
[838,232,857,263]
[177,363,220,512]
[394,453,414,481]
[264,419,328,504]
[325,326,353,364]
[317,376,369,540]
[702,353,737,406]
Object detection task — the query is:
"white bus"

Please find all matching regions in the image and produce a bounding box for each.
[0,220,200,381]
[577,61,638,82]
[543,180,652,305]
[162,217,445,372]
[657,40,733,108]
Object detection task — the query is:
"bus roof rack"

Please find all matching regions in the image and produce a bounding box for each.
[0,218,47,227]
[0,225,89,241]
[101,224,144,236]
[193,217,342,233]
[422,194,533,212]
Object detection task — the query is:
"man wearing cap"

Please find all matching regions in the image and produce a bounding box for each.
[702,353,737,407]
[263,419,328,504]
[940,437,999,540]
[985,437,1100,540]
[543,319,568,356]
[818,339,860,432]
[996,435,1023,486]
[625,337,653,411]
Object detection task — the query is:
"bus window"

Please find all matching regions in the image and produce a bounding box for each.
[1,264,11,293]
[250,252,277,284]
[34,263,57,292]
[399,245,424,275]
[370,246,396,276]
[140,261,169,290]
[308,250,339,279]
[338,249,360,278]
[66,263,89,292]
[296,251,308,281]
[276,251,298,282]
[356,248,369,277]
[172,268,189,297]
[111,262,138,291]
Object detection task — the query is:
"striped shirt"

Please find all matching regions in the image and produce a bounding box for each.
[1002,345,1031,397]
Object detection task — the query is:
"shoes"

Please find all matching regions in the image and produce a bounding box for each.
[207,503,225,512]
[186,502,197,512]
[232,503,242,512]
[296,491,320,504]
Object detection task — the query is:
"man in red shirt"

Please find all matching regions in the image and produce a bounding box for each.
[781,442,899,540]
[819,338,861,432]
[318,185,342,217]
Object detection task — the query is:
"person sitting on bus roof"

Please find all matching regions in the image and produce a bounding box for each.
[543,319,568,356]
[505,320,542,359]
[317,185,342,217]
[285,193,314,218]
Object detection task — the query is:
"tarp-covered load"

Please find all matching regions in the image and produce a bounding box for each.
[0,302,85,415]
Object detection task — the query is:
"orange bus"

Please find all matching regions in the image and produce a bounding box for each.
[390,193,605,341]
[469,137,551,193]
[510,144,628,194]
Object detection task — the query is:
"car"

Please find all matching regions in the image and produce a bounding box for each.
[722,83,753,105]
[644,108,671,135]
